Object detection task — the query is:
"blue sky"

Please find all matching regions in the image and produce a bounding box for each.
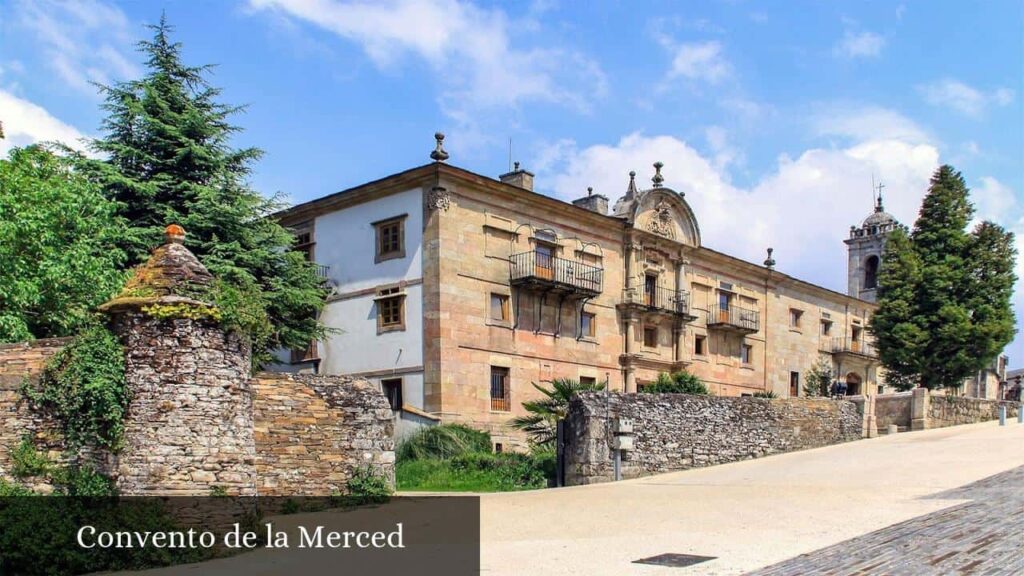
[2,0,1023,366]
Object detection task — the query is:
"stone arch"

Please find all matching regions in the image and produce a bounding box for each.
[845,372,863,396]
[864,254,880,289]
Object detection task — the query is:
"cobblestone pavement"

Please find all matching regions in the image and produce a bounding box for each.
[747,465,1024,576]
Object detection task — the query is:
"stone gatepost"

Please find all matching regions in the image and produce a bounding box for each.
[99,225,257,496]
[911,387,930,431]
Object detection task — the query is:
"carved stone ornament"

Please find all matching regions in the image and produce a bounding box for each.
[426,186,452,211]
[647,199,675,238]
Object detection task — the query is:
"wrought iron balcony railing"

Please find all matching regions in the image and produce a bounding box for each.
[707,304,760,333]
[509,251,603,295]
[638,285,693,317]
[830,337,877,358]
[314,264,330,279]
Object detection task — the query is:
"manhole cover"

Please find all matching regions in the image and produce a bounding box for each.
[633,553,717,568]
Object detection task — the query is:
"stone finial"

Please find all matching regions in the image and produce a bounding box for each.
[764,247,776,269]
[430,132,449,162]
[587,186,593,196]
[165,224,185,244]
[514,161,520,171]
[652,161,664,188]
[625,170,638,197]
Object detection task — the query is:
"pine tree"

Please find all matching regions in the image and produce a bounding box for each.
[870,165,1017,389]
[86,16,326,359]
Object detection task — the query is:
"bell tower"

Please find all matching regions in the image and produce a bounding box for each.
[845,185,900,302]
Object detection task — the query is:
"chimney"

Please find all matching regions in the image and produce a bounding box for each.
[572,187,608,215]
[499,161,534,192]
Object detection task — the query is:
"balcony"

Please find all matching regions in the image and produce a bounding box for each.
[620,285,697,321]
[707,304,759,334]
[509,251,603,297]
[829,337,877,359]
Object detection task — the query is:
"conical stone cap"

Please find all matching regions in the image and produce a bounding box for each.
[99,225,214,313]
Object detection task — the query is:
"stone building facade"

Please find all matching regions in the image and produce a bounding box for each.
[275,135,887,448]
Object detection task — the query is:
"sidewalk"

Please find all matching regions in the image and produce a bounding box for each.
[479,420,1024,575]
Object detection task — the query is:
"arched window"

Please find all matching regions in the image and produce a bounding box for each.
[864,255,880,289]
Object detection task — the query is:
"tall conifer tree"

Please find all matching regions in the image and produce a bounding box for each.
[87,16,326,358]
[871,165,1017,389]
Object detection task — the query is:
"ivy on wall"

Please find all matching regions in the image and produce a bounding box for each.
[22,324,128,451]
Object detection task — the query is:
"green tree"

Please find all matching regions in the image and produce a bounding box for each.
[85,16,326,360]
[641,371,710,395]
[870,165,1016,389]
[510,378,606,448]
[0,146,128,342]
[803,357,832,397]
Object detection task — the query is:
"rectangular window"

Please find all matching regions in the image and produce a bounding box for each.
[719,292,731,310]
[741,343,753,364]
[694,335,706,356]
[644,274,657,306]
[821,320,833,335]
[579,376,597,387]
[381,378,402,411]
[494,443,503,453]
[377,286,405,332]
[581,312,596,338]
[490,366,510,412]
[374,216,406,263]
[490,293,509,321]
[643,326,658,348]
[790,309,803,328]
[790,371,800,397]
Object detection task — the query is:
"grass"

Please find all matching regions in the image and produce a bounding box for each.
[395,424,554,492]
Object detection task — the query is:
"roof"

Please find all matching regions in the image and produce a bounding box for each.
[274,161,877,308]
[99,225,214,312]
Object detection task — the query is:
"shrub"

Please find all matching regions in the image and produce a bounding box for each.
[10,438,50,478]
[752,390,778,398]
[346,466,393,505]
[397,424,492,461]
[642,371,709,395]
[51,465,115,496]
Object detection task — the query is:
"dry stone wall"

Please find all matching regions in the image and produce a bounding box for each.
[927,395,1019,428]
[111,313,257,496]
[564,392,862,485]
[254,373,394,495]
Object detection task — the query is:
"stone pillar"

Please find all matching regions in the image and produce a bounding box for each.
[100,225,257,496]
[863,394,878,438]
[624,316,637,393]
[911,387,930,431]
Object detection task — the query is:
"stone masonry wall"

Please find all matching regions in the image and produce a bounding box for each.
[112,313,257,496]
[927,395,1019,428]
[253,373,394,496]
[565,391,862,485]
[874,392,913,432]
[0,338,75,489]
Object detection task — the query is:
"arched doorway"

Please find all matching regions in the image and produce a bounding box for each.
[845,372,862,396]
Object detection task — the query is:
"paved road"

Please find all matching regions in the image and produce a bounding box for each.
[479,421,1024,575]
[747,465,1024,575]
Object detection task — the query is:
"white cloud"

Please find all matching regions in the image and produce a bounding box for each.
[13,0,139,95]
[813,105,931,144]
[0,89,90,156]
[663,41,731,85]
[972,176,1017,225]
[920,78,1015,117]
[247,0,607,120]
[834,30,885,59]
[533,112,940,296]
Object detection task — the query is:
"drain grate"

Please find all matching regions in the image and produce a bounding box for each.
[632,553,717,568]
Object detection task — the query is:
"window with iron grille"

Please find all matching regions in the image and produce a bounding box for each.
[490,366,510,412]
[790,371,800,397]
[741,343,752,364]
[374,216,406,262]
